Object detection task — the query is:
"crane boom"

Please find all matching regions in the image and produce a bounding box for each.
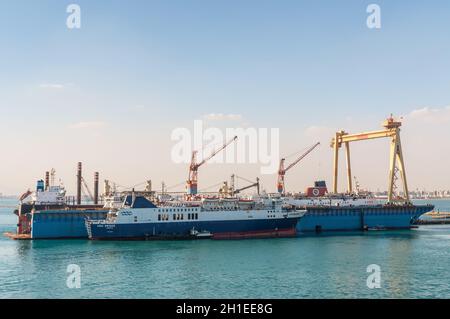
[81,177,94,202]
[277,142,320,194]
[187,135,238,196]
[233,177,260,195]
[284,142,320,172]
[195,136,238,169]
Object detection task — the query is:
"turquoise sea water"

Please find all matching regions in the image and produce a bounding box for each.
[1,198,450,299]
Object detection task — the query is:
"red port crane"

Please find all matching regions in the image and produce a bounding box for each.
[277,142,320,195]
[187,136,238,195]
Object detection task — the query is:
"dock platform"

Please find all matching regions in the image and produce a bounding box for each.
[3,232,32,240]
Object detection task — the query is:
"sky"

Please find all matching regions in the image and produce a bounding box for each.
[0,0,450,195]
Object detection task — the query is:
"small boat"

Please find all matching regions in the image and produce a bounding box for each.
[190,228,212,239]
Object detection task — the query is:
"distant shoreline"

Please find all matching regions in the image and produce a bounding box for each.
[412,198,450,200]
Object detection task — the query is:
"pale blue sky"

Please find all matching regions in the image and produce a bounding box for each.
[1,1,450,194]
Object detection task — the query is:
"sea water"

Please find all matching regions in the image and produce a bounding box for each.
[1,198,450,299]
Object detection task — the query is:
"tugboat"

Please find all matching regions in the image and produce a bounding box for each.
[86,194,305,240]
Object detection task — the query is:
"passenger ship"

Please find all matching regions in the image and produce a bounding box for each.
[86,195,305,240]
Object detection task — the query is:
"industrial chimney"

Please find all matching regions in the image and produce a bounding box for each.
[94,172,99,205]
[45,171,50,191]
[76,162,82,205]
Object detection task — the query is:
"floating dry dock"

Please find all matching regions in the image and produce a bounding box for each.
[297,204,434,232]
[14,203,108,239]
[7,163,109,240]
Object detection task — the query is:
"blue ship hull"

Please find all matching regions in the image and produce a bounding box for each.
[87,218,298,240]
[297,205,434,232]
[31,209,108,239]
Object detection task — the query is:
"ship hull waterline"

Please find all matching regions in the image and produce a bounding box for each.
[87,218,299,240]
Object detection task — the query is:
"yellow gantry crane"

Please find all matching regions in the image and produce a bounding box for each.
[330,115,410,204]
